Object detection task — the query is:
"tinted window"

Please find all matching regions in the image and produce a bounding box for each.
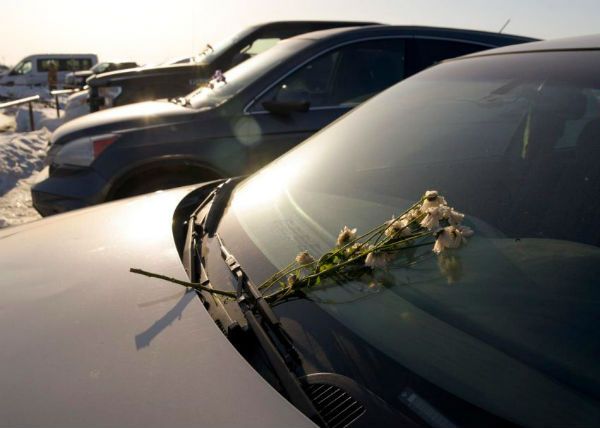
[59,58,92,71]
[37,59,57,72]
[406,38,489,76]
[220,50,600,428]
[37,58,92,72]
[253,39,405,110]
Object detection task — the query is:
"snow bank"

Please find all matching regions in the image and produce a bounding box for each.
[0,170,45,228]
[0,128,50,194]
[0,128,51,228]
[15,105,63,132]
[0,112,14,132]
[0,85,66,131]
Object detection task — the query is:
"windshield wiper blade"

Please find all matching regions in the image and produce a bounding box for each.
[215,234,325,426]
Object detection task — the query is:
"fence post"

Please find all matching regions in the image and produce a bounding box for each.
[55,94,60,118]
[28,101,35,131]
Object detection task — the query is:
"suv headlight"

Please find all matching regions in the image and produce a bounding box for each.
[53,134,120,167]
[98,86,122,107]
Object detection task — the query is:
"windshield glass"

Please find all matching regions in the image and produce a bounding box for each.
[217,50,600,427]
[192,26,258,64]
[11,60,32,75]
[187,38,310,109]
[91,62,110,74]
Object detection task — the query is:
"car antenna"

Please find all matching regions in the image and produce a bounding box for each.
[498,18,511,34]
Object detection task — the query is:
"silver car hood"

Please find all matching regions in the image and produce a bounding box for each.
[0,188,314,428]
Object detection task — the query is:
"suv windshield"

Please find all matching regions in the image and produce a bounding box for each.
[216,50,600,427]
[187,38,310,109]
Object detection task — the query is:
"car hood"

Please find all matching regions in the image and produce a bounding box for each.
[88,62,211,86]
[52,100,195,144]
[0,187,314,428]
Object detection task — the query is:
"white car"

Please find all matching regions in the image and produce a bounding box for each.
[0,54,98,87]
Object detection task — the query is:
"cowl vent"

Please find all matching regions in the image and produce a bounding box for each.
[301,373,422,428]
[304,382,365,428]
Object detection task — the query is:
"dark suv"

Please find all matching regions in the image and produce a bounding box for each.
[32,25,535,216]
[87,21,377,111]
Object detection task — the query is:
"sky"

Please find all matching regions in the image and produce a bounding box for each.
[1,0,600,66]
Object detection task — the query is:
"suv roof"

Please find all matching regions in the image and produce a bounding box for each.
[294,24,537,46]
[463,33,600,58]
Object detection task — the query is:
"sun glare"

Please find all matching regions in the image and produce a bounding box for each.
[231,155,306,212]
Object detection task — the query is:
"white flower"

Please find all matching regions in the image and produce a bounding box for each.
[405,208,420,221]
[295,251,315,266]
[445,207,465,225]
[420,204,465,230]
[433,225,473,254]
[364,248,393,269]
[337,226,357,247]
[345,242,363,256]
[457,225,474,238]
[421,190,447,212]
[385,216,411,238]
[211,69,226,83]
[420,207,444,230]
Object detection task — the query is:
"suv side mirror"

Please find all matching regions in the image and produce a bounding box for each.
[262,100,310,115]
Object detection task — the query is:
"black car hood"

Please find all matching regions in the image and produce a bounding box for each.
[52,100,196,144]
[0,187,314,428]
[88,62,211,86]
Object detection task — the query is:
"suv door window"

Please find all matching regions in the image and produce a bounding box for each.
[405,38,488,76]
[251,38,405,111]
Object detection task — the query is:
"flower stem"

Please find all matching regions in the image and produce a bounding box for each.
[130,268,237,298]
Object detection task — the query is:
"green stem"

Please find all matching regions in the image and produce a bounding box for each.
[130,268,237,298]
[258,260,298,290]
[259,260,318,291]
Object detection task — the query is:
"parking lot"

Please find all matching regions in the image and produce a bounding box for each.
[1,1,600,427]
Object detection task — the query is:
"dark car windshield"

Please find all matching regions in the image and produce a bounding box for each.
[187,38,310,109]
[217,50,600,427]
[192,26,259,64]
[91,62,110,74]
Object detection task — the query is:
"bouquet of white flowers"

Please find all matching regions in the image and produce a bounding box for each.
[131,190,474,303]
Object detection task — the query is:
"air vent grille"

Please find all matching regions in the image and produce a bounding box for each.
[304,382,366,428]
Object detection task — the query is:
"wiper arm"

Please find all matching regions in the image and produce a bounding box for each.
[184,179,324,425]
[218,235,279,326]
[215,234,325,426]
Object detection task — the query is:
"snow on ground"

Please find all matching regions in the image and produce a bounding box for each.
[0,112,14,132]
[0,169,46,228]
[1,85,67,132]
[0,86,71,228]
[0,128,51,228]
[15,105,63,132]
